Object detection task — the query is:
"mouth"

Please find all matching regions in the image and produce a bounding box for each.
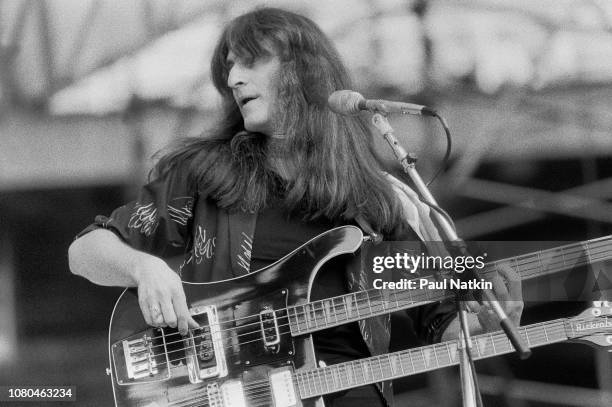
[240,96,257,107]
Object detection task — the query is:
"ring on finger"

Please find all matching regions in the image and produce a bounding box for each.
[153,313,164,323]
[151,307,164,324]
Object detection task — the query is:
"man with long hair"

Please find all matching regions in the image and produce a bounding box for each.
[69,8,521,406]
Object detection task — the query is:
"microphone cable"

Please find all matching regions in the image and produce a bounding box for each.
[426,110,451,187]
[399,107,457,234]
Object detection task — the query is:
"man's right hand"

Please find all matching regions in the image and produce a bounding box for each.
[134,257,199,336]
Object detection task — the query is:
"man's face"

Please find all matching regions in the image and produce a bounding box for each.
[227,51,283,136]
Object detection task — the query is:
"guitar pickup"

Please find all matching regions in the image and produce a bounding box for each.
[260,308,281,347]
[185,304,228,383]
[111,328,171,385]
[269,367,298,407]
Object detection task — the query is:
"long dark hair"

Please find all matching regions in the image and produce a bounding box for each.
[154,7,407,236]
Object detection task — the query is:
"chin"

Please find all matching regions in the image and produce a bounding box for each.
[244,122,268,135]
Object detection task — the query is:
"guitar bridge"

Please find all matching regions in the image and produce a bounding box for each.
[185,304,228,383]
[111,328,171,385]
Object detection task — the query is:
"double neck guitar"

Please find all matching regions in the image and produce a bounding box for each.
[107,226,612,407]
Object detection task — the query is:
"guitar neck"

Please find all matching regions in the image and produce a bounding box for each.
[288,235,612,336]
[296,318,572,399]
[288,285,447,336]
[484,235,612,281]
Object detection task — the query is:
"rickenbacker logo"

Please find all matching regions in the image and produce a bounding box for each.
[573,318,612,332]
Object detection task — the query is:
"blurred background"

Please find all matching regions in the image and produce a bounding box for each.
[1,0,612,405]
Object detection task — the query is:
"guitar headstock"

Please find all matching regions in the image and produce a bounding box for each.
[566,301,612,350]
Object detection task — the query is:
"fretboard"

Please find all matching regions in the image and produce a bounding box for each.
[484,235,612,280]
[288,286,446,336]
[287,235,612,336]
[296,318,569,399]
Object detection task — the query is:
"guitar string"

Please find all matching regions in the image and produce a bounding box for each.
[122,275,610,373]
[142,320,568,392]
[146,280,438,343]
[168,398,209,407]
[142,315,608,388]
[127,325,305,372]
[163,302,415,406]
[121,235,612,371]
[138,284,442,351]
[167,387,274,407]
[167,385,274,407]
[293,322,572,398]
[140,300,422,359]
[153,317,609,407]
[137,265,533,353]
[163,322,576,407]
[127,240,607,357]
[123,287,441,369]
[172,322,609,407]
[153,292,433,352]
[170,320,606,395]
[123,239,612,362]
[164,378,277,407]
[128,240,612,347]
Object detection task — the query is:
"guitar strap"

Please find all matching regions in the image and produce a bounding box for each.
[355,214,382,244]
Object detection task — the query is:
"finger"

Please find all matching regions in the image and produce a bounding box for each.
[153,312,165,326]
[160,300,178,328]
[498,265,524,324]
[505,277,522,302]
[490,273,509,302]
[498,265,522,299]
[482,302,496,316]
[497,263,520,281]
[151,303,166,327]
[187,315,199,329]
[173,290,200,335]
[475,301,500,332]
[177,314,199,336]
[465,300,481,313]
[173,296,197,336]
[507,300,524,321]
[139,296,153,326]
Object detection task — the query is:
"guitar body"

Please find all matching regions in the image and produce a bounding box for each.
[108,226,364,407]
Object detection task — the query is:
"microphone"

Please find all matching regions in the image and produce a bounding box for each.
[328,90,436,117]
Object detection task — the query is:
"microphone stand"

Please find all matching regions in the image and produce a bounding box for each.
[370,112,531,407]
[458,301,478,407]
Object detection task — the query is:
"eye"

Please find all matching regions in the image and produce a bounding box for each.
[242,56,255,67]
[225,51,236,69]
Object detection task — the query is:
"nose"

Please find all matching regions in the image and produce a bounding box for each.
[227,63,246,89]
